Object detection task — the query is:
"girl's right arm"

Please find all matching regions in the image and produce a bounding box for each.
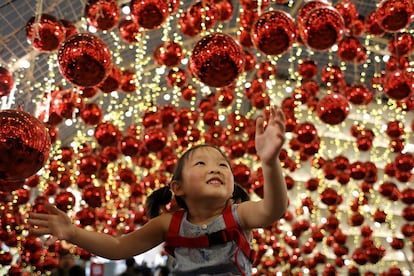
[28,203,171,260]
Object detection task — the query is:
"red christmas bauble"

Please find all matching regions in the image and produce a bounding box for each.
[337,36,367,63]
[58,33,112,87]
[388,33,414,57]
[130,0,169,30]
[25,14,66,52]
[299,6,345,51]
[153,41,183,67]
[0,67,14,97]
[80,103,103,125]
[0,110,51,181]
[85,0,120,31]
[118,17,142,44]
[345,84,373,105]
[365,11,385,36]
[376,0,414,32]
[298,59,318,80]
[55,191,76,212]
[384,70,414,100]
[190,33,245,87]
[144,128,167,152]
[317,93,350,125]
[94,122,121,146]
[252,10,297,56]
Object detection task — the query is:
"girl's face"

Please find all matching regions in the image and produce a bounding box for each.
[178,147,234,204]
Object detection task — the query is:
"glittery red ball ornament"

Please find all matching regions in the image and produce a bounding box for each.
[334,0,359,28]
[364,11,385,36]
[337,36,367,63]
[144,128,167,152]
[80,103,103,125]
[118,17,142,44]
[298,59,318,80]
[154,41,183,67]
[0,67,14,97]
[297,1,330,26]
[94,122,121,146]
[384,70,413,100]
[0,110,51,181]
[25,13,66,52]
[130,0,169,30]
[85,0,120,31]
[252,10,297,56]
[55,191,76,212]
[388,33,414,57]
[120,69,138,93]
[58,33,112,87]
[376,0,414,32]
[317,93,350,125]
[299,6,345,51]
[320,187,341,206]
[190,33,245,87]
[401,188,414,204]
[345,84,373,105]
[395,153,414,172]
[295,122,318,144]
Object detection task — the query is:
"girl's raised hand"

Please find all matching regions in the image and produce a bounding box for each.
[255,106,286,165]
[28,202,75,246]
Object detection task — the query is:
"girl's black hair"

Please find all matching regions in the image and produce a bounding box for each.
[146,144,250,218]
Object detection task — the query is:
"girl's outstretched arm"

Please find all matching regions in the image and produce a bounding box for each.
[28,203,169,260]
[238,106,288,229]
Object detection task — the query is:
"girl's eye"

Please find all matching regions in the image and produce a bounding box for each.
[195,161,205,165]
[220,163,228,167]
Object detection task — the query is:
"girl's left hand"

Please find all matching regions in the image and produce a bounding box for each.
[255,106,286,165]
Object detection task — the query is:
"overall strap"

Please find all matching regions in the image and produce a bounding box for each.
[164,205,255,261]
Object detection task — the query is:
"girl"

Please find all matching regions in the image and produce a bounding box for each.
[28,106,288,276]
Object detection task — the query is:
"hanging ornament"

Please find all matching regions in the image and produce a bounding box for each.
[25,13,66,52]
[190,33,245,87]
[388,32,414,57]
[57,33,112,87]
[118,17,142,44]
[376,0,414,32]
[84,0,120,31]
[252,10,297,56]
[153,41,183,67]
[384,70,413,100]
[0,67,14,97]
[130,0,169,30]
[317,93,350,125]
[0,110,51,182]
[299,6,345,51]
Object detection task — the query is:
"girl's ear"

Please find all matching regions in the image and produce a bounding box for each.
[170,180,184,196]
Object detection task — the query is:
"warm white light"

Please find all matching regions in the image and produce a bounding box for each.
[121,5,130,15]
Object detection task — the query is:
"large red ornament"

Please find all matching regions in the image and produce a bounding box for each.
[252,10,297,56]
[0,67,14,97]
[94,122,121,146]
[25,14,66,52]
[317,93,350,125]
[384,70,413,100]
[58,33,112,87]
[190,33,245,87]
[334,0,359,28]
[376,0,414,32]
[85,0,120,31]
[55,191,76,212]
[299,6,345,51]
[130,0,169,30]
[0,110,51,182]
[153,41,183,67]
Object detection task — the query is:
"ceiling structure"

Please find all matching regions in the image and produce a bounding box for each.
[0,0,414,275]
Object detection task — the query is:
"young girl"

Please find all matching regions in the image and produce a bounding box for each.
[28,106,288,276]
